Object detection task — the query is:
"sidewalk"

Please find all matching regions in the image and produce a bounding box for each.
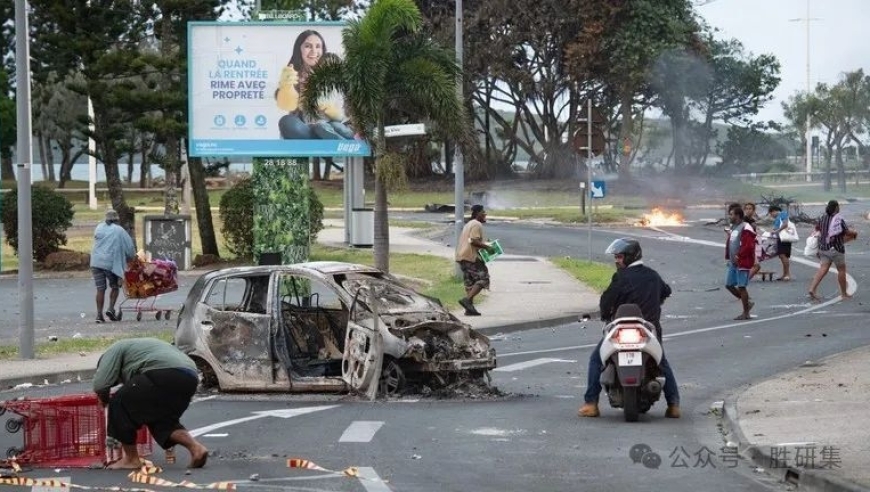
[722,345,870,492]
[0,222,599,390]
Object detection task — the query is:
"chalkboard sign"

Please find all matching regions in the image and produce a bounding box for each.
[143,215,192,270]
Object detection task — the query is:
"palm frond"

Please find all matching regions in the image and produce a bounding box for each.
[301,53,348,117]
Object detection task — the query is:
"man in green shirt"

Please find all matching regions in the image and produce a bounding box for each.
[94,338,208,469]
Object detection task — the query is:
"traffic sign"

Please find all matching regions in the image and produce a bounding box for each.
[590,180,606,199]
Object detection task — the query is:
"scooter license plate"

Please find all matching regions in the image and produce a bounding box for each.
[618,351,642,367]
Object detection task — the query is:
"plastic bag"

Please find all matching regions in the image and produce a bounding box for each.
[804,233,819,256]
[779,223,800,243]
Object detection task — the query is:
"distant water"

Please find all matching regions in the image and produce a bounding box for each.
[5,162,256,183]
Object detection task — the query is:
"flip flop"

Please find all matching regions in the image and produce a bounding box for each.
[775,277,791,281]
[95,317,106,324]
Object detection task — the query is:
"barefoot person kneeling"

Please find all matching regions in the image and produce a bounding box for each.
[94,338,209,469]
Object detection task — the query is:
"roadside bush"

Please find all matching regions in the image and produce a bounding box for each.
[219,178,324,260]
[1,186,75,262]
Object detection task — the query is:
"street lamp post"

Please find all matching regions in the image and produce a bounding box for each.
[453,0,464,277]
[15,0,35,359]
[790,0,818,182]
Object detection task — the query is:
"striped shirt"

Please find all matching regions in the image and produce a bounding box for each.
[818,214,847,253]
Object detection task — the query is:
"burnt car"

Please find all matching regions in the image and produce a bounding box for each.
[174,262,497,397]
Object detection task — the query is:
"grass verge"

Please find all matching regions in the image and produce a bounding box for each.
[0,330,174,361]
[494,207,635,224]
[550,256,615,293]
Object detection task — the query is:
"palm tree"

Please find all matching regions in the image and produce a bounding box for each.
[302,0,470,273]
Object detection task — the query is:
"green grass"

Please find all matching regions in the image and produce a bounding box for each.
[0,330,174,361]
[493,207,635,224]
[311,245,465,309]
[551,257,615,293]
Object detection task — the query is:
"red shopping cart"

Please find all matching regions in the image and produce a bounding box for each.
[118,257,179,322]
[1,393,151,468]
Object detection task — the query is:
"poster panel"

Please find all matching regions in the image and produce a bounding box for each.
[188,22,371,157]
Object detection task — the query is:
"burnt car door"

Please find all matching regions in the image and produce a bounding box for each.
[342,287,384,399]
[199,273,279,388]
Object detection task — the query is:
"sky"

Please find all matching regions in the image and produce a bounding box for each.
[697,0,870,123]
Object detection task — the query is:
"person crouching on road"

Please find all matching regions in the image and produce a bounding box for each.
[89,209,135,323]
[455,204,497,316]
[725,206,756,320]
[94,338,208,469]
[578,237,681,419]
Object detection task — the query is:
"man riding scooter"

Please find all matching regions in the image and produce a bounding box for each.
[578,238,681,419]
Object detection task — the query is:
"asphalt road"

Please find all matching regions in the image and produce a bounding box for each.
[3,216,870,491]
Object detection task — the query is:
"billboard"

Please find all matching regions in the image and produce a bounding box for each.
[187,22,371,157]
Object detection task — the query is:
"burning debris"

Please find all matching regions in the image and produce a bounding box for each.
[636,208,685,227]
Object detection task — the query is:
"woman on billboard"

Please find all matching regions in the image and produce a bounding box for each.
[275,30,355,140]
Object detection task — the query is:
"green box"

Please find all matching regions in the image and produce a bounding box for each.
[479,239,504,263]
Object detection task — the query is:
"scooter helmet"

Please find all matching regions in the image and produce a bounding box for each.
[605,237,642,265]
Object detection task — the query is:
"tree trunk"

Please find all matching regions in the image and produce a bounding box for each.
[373,126,390,273]
[58,143,73,188]
[836,144,846,193]
[1,156,14,183]
[823,145,833,192]
[45,136,56,182]
[163,136,179,215]
[312,157,322,180]
[323,157,333,180]
[127,149,134,184]
[37,132,48,182]
[617,90,633,180]
[139,138,149,188]
[188,156,219,256]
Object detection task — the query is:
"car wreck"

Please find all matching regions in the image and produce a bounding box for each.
[174,262,497,397]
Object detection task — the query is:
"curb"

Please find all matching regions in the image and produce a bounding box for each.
[475,313,588,337]
[1,368,98,393]
[721,400,870,492]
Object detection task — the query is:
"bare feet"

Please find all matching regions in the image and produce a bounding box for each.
[808,292,822,303]
[189,445,209,469]
[841,293,853,300]
[734,313,751,320]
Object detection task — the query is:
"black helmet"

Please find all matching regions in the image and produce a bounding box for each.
[605,237,642,265]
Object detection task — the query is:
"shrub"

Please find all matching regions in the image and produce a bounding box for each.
[219,178,255,259]
[1,186,75,262]
[218,178,324,260]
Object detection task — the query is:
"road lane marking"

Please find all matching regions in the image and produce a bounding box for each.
[493,358,576,372]
[338,421,385,443]
[203,433,228,438]
[357,467,391,492]
[190,405,338,437]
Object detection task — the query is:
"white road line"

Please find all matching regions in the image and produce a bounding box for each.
[339,421,385,443]
[190,405,338,437]
[357,467,392,492]
[497,228,857,360]
[493,358,576,372]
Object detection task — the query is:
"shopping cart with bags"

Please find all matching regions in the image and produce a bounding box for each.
[1,393,151,468]
[118,257,179,321]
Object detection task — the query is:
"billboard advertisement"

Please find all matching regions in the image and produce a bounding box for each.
[187,22,371,157]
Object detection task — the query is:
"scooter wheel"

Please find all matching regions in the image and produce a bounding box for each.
[136,312,142,322]
[5,418,23,433]
[164,310,172,321]
[6,446,22,458]
[156,311,162,321]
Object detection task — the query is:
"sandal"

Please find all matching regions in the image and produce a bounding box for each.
[775,276,791,282]
[95,317,106,324]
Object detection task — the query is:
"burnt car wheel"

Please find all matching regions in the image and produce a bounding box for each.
[379,359,406,397]
[194,358,219,391]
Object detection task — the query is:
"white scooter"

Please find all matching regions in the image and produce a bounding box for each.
[598,304,666,422]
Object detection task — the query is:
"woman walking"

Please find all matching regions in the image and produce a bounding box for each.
[808,200,854,301]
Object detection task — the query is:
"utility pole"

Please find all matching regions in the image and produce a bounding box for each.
[15,0,35,359]
[790,0,819,182]
[453,0,464,276]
